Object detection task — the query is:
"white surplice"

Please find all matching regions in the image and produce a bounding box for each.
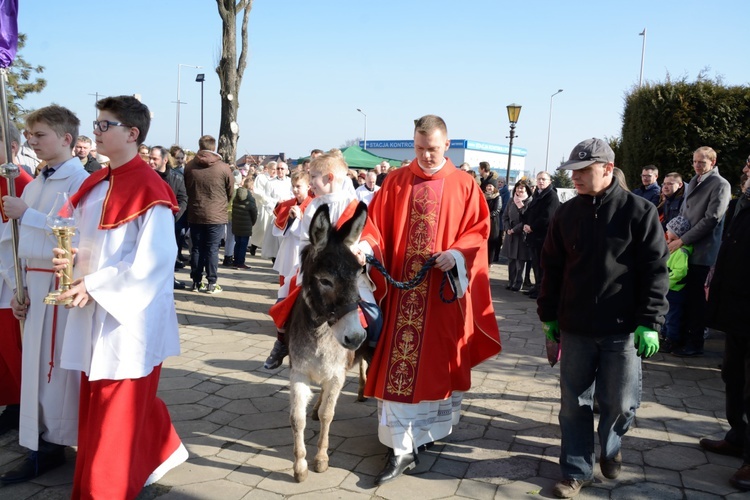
[0,157,88,450]
[60,181,180,381]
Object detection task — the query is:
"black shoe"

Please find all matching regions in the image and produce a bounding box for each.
[510,285,521,292]
[174,279,186,290]
[672,346,704,357]
[527,292,539,299]
[600,451,622,479]
[374,449,417,486]
[222,256,234,267]
[523,280,533,289]
[174,261,185,270]
[505,285,512,290]
[249,245,257,256]
[178,254,189,262]
[659,338,676,354]
[699,438,743,457]
[0,404,19,436]
[264,340,289,369]
[0,447,66,484]
[730,463,750,491]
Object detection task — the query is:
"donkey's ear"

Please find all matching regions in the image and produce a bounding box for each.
[337,202,367,247]
[309,203,332,252]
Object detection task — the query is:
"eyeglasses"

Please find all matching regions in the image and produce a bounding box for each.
[93,120,129,132]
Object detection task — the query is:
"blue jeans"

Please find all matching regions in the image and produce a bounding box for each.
[189,223,223,285]
[558,331,641,480]
[662,288,686,341]
[233,235,250,266]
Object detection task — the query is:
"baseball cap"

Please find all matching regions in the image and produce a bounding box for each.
[558,138,615,171]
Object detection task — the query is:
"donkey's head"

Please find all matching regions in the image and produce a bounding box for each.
[300,202,368,351]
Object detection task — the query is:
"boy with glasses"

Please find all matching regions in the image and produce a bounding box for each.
[52,96,186,497]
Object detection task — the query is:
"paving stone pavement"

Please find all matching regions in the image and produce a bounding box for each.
[0,255,745,499]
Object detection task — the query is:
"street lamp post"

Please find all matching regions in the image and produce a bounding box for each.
[195,74,205,137]
[639,28,647,87]
[504,104,522,186]
[356,108,367,149]
[175,63,201,145]
[544,89,563,172]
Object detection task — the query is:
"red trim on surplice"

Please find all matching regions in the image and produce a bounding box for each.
[273,196,312,232]
[69,156,178,229]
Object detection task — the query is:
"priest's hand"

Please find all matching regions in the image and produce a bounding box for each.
[2,195,28,220]
[57,278,91,308]
[433,251,456,272]
[10,289,29,320]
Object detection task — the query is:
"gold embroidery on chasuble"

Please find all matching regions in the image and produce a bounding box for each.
[385,177,444,402]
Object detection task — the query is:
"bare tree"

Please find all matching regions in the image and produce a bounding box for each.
[216,0,253,164]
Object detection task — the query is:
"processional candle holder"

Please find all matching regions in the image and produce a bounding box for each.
[43,192,76,306]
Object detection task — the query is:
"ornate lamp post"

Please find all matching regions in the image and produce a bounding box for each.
[545,89,563,172]
[505,103,522,185]
[195,74,205,136]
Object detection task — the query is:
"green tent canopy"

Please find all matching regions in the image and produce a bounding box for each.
[298,146,405,170]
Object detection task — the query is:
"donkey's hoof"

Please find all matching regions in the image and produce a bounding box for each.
[356,395,368,402]
[313,458,329,473]
[294,468,308,482]
[310,411,320,421]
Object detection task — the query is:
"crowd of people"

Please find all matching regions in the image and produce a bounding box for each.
[0,101,749,498]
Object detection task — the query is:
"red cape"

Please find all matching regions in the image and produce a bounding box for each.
[69,156,178,229]
[273,196,312,232]
[0,167,33,223]
[362,159,501,403]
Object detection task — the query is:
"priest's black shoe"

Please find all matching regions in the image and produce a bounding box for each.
[0,446,66,484]
[374,449,417,486]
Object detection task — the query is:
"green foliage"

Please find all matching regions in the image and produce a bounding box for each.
[620,73,750,193]
[5,34,47,128]
[551,169,574,189]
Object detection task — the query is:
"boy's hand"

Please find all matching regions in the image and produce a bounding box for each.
[52,247,77,274]
[349,245,366,267]
[57,278,91,308]
[542,320,560,342]
[1,196,28,219]
[634,325,659,358]
[10,289,29,320]
[667,238,684,253]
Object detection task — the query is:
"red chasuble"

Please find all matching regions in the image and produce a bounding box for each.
[362,159,501,404]
[69,155,178,229]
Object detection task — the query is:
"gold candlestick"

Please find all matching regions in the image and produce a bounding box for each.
[43,226,76,305]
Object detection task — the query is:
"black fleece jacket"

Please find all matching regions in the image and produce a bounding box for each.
[537,180,669,336]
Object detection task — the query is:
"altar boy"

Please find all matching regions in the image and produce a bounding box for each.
[52,95,186,498]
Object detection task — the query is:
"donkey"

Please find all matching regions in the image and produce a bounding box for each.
[286,202,369,483]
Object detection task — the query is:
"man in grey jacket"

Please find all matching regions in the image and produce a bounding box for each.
[668,146,730,356]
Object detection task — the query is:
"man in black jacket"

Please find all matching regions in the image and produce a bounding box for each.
[73,136,102,174]
[699,158,750,491]
[522,171,559,299]
[149,146,188,289]
[537,138,669,499]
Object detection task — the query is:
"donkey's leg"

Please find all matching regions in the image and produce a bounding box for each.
[313,372,346,473]
[289,372,313,482]
[311,391,321,421]
[357,357,369,402]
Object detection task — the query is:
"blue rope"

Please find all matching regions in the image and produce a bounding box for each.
[366,254,457,304]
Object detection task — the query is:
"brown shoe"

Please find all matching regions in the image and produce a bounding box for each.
[600,451,622,479]
[699,438,743,457]
[553,478,593,498]
[730,464,750,491]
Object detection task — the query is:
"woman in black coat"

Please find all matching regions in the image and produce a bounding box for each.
[501,181,533,290]
[484,178,503,264]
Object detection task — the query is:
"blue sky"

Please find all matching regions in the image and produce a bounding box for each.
[15,0,750,171]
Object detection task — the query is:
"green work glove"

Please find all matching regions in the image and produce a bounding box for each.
[634,325,659,358]
[542,320,560,342]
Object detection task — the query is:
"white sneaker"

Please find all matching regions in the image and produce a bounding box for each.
[144,442,188,487]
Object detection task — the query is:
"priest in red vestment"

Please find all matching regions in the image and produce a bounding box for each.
[362,115,501,485]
